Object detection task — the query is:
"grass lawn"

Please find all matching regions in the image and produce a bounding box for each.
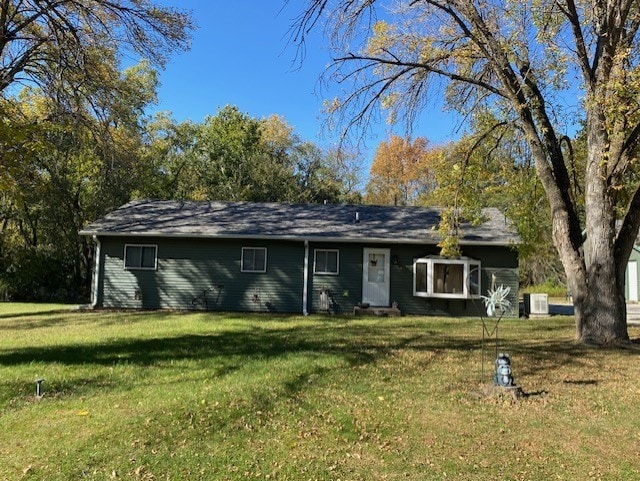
[0,307,639,480]
[0,302,76,317]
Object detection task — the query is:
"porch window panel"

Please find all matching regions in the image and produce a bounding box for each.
[468,263,481,297]
[414,261,428,296]
[433,263,464,295]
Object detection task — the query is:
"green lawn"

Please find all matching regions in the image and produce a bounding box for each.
[0,302,76,317]
[0,306,639,480]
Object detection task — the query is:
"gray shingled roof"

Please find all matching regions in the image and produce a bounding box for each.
[79,200,519,246]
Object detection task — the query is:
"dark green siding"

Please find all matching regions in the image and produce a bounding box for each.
[97,237,518,317]
[99,237,304,312]
[307,243,518,317]
[308,243,362,313]
[389,245,519,316]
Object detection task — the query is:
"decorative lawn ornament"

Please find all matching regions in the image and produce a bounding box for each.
[477,281,520,400]
[494,353,515,387]
[481,285,512,317]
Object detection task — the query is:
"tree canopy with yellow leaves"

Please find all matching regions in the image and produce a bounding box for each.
[364,135,436,206]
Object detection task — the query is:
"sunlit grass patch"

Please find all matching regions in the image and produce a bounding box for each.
[0,302,75,317]
[1,310,639,480]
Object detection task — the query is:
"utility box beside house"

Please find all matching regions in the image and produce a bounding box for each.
[523,293,549,318]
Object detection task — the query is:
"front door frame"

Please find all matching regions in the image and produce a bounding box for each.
[362,247,390,306]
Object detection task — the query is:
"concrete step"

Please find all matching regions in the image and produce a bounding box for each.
[353,306,401,317]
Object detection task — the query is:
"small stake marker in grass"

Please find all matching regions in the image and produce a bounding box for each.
[35,378,44,399]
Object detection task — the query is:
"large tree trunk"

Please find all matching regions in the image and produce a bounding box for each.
[556,224,629,345]
[558,134,630,344]
[572,248,629,345]
[531,122,631,345]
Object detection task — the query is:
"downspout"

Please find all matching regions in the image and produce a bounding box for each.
[91,235,101,309]
[303,240,309,315]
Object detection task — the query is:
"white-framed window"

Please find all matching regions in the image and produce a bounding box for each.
[413,256,480,299]
[314,249,339,275]
[241,247,267,273]
[414,259,429,296]
[124,244,158,270]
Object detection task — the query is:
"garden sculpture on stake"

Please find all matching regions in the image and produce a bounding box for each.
[479,284,523,400]
[479,284,512,382]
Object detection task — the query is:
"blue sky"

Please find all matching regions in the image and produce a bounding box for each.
[151,1,462,159]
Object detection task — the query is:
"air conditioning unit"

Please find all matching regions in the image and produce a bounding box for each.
[524,293,549,317]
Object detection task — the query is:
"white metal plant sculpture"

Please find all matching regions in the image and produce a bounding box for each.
[481,285,512,317]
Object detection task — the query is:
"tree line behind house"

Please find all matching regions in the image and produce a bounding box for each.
[0,0,576,303]
[0,82,569,302]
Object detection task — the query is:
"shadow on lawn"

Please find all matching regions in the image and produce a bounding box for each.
[1,317,637,372]
[0,312,81,330]
[4,314,639,432]
[0,309,182,331]
[0,324,437,369]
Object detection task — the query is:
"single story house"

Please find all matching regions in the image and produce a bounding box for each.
[80,200,520,316]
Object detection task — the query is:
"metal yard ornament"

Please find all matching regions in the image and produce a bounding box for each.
[494,353,516,387]
[481,285,512,317]
[478,283,513,383]
[468,269,523,399]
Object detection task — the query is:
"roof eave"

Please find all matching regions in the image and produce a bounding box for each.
[79,230,518,247]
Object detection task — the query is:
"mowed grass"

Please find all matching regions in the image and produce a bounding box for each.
[0,302,75,317]
[0,306,639,480]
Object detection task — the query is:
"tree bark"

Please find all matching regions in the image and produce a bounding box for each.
[574,122,630,343]
[553,213,630,345]
[524,109,631,344]
[570,229,630,344]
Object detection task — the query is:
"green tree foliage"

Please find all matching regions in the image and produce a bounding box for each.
[295,0,640,344]
[298,145,364,204]
[0,0,362,301]
[364,135,435,206]
[0,61,158,300]
[141,105,364,205]
[191,105,264,201]
[0,0,193,300]
[137,113,200,200]
[424,116,563,281]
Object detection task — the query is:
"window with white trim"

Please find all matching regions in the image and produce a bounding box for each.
[124,244,158,270]
[241,247,267,273]
[314,249,339,275]
[413,257,480,299]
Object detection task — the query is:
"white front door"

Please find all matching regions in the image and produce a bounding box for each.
[629,261,639,302]
[362,248,390,306]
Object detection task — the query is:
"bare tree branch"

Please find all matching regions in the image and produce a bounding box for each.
[0,0,193,96]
